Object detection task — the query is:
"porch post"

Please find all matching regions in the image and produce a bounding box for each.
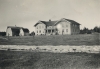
[47,29,48,35]
[51,29,52,35]
[55,28,57,35]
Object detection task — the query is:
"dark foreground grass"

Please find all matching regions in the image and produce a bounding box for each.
[0,50,100,69]
[0,34,99,45]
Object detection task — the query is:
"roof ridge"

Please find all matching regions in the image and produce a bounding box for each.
[34,18,80,26]
[7,26,23,28]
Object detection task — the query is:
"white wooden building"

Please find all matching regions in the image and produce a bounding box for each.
[34,18,80,35]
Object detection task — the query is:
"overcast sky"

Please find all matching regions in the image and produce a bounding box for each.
[0,0,100,32]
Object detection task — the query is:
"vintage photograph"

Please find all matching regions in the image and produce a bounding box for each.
[0,0,100,69]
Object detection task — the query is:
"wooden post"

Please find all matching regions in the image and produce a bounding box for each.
[51,29,52,35]
[62,29,64,35]
[47,29,48,35]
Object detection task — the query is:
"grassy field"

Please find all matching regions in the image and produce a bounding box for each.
[0,50,100,69]
[0,34,99,45]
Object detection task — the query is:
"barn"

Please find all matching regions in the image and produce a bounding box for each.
[6,26,29,36]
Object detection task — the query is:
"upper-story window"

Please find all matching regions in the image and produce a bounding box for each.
[37,31,38,33]
[75,25,76,27]
[76,25,77,27]
[37,26,38,29]
[62,29,64,32]
[66,25,68,27]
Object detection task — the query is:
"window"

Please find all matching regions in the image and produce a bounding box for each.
[37,31,38,33]
[37,26,38,29]
[66,25,68,27]
[62,29,64,32]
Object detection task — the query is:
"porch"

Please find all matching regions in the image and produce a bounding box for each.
[45,29,57,35]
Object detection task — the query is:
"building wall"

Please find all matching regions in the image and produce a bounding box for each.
[19,29,24,36]
[56,21,71,35]
[35,23,46,35]
[6,28,12,36]
[24,33,29,36]
[71,24,80,35]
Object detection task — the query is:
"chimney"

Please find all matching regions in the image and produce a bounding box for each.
[49,19,51,22]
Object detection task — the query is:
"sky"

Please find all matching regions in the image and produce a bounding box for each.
[0,0,100,32]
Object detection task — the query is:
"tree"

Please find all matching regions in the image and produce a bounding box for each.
[80,27,92,34]
[99,27,100,33]
[81,27,89,34]
[93,26,98,32]
[80,26,100,34]
[30,31,35,36]
[93,26,100,33]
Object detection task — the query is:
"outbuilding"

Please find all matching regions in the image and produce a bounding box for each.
[6,26,29,36]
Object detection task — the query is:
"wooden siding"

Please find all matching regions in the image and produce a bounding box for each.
[6,28,12,36]
[35,23,46,35]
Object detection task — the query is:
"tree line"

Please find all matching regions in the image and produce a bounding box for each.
[80,26,100,34]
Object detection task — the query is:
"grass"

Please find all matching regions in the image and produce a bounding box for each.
[0,34,99,45]
[0,50,100,69]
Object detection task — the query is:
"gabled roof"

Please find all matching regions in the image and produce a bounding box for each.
[11,28,20,34]
[7,26,29,33]
[8,26,21,33]
[62,18,80,25]
[34,20,58,26]
[34,18,80,27]
[7,26,23,29]
[41,21,58,26]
